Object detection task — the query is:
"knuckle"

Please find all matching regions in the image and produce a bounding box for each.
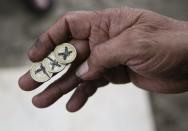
[63,11,78,22]
[64,11,76,17]
[64,11,88,20]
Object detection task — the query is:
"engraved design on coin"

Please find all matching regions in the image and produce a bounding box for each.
[42,52,66,73]
[54,43,77,64]
[30,62,53,83]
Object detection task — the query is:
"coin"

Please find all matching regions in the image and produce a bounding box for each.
[42,52,66,73]
[54,43,77,64]
[30,62,53,83]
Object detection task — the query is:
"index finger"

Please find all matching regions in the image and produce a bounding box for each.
[28,11,94,62]
[28,16,70,62]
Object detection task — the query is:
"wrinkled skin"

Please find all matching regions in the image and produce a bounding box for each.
[19,7,188,112]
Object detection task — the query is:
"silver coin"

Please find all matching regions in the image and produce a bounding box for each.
[54,43,77,64]
[42,52,66,73]
[30,62,53,83]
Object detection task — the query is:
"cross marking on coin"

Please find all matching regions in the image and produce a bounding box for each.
[58,46,73,60]
[35,63,50,78]
[54,43,77,64]
[47,57,61,70]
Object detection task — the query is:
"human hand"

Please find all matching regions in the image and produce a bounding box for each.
[19,7,188,112]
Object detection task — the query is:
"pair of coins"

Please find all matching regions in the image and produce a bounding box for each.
[30,43,77,83]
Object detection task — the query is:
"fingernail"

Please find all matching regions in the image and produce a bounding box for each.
[76,61,89,78]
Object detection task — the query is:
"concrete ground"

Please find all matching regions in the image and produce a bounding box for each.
[0,67,155,131]
[1,0,188,131]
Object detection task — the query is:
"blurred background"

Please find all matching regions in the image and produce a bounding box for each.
[1,0,188,131]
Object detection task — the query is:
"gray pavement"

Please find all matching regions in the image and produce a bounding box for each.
[0,67,155,131]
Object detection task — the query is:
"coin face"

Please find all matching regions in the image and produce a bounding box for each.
[30,62,53,83]
[42,52,66,73]
[54,43,77,64]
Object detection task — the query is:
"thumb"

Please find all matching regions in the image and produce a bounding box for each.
[76,34,131,80]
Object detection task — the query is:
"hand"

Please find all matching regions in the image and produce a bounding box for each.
[19,7,188,112]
